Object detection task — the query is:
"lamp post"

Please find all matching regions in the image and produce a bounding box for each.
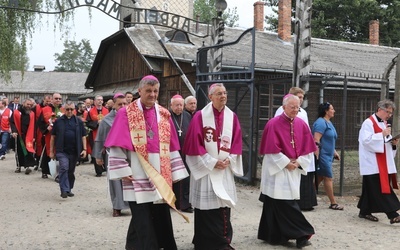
[209,0,227,78]
[215,0,227,18]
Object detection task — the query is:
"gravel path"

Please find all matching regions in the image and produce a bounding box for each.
[1,154,399,249]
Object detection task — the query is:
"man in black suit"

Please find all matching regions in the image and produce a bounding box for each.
[8,96,20,111]
[8,96,20,151]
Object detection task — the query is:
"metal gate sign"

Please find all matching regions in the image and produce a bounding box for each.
[3,0,209,37]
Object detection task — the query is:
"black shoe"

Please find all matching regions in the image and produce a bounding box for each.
[25,167,32,175]
[15,167,21,173]
[60,193,68,198]
[112,209,122,217]
[67,192,74,197]
[181,207,194,213]
[296,238,311,249]
[55,176,60,183]
[42,174,48,179]
[95,173,102,177]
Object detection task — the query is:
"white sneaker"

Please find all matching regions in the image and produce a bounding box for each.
[0,155,5,160]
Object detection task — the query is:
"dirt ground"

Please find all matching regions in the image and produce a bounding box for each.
[1,153,400,250]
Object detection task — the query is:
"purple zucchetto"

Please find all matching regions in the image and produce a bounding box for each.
[172,94,183,99]
[283,94,294,101]
[113,92,125,99]
[141,75,159,82]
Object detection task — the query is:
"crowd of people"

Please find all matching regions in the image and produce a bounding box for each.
[1,80,400,250]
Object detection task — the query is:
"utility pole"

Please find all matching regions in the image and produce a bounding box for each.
[293,0,312,107]
[209,0,227,80]
[394,53,400,169]
[209,17,225,76]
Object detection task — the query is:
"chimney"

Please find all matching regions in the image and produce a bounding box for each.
[369,20,379,45]
[33,65,46,72]
[278,0,291,41]
[253,1,265,31]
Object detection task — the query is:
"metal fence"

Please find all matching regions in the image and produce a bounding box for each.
[253,75,389,196]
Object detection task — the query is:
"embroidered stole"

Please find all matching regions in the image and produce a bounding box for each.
[128,100,189,222]
[369,116,398,193]
[13,110,35,154]
[202,103,235,207]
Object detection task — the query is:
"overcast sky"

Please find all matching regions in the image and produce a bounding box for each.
[27,1,269,71]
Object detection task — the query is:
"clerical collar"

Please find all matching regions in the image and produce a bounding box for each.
[282,112,294,122]
[140,101,154,110]
[212,105,224,113]
[375,113,384,122]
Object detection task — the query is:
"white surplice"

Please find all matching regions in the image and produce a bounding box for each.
[358,115,397,176]
[260,152,314,200]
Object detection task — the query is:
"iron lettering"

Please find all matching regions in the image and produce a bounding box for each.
[3,0,208,37]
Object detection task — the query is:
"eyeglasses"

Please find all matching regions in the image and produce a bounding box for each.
[65,108,74,111]
[54,98,62,100]
[213,91,228,96]
[287,105,300,111]
[382,108,393,116]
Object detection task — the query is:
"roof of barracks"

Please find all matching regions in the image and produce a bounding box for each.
[88,24,400,89]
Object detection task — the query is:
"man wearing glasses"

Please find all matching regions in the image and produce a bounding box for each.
[92,93,129,217]
[86,95,109,177]
[37,93,64,179]
[10,98,37,174]
[275,87,317,211]
[49,101,87,198]
[358,99,400,224]
[258,94,316,248]
[183,83,243,250]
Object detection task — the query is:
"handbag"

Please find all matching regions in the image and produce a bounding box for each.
[48,159,59,178]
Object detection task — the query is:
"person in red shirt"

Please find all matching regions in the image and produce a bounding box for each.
[37,93,64,179]
[0,98,12,160]
[34,94,52,173]
[86,95,109,177]
[10,98,37,174]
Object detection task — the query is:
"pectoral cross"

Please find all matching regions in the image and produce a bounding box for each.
[290,122,295,148]
[290,139,295,148]
[178,129,182,136]
[148,130,154,139]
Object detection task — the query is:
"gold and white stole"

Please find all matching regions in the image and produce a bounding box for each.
[128,100,189,222]
[202,102,235,207]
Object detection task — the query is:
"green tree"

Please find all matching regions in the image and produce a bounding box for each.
[193,0,239,27]
[10,42,30,71]
[264,0,400,47]
[54,39,94,73]
[311,0,381,43]
[0,1,74,81]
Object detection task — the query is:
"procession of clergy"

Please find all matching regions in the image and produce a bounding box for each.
[2,75,400,250]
